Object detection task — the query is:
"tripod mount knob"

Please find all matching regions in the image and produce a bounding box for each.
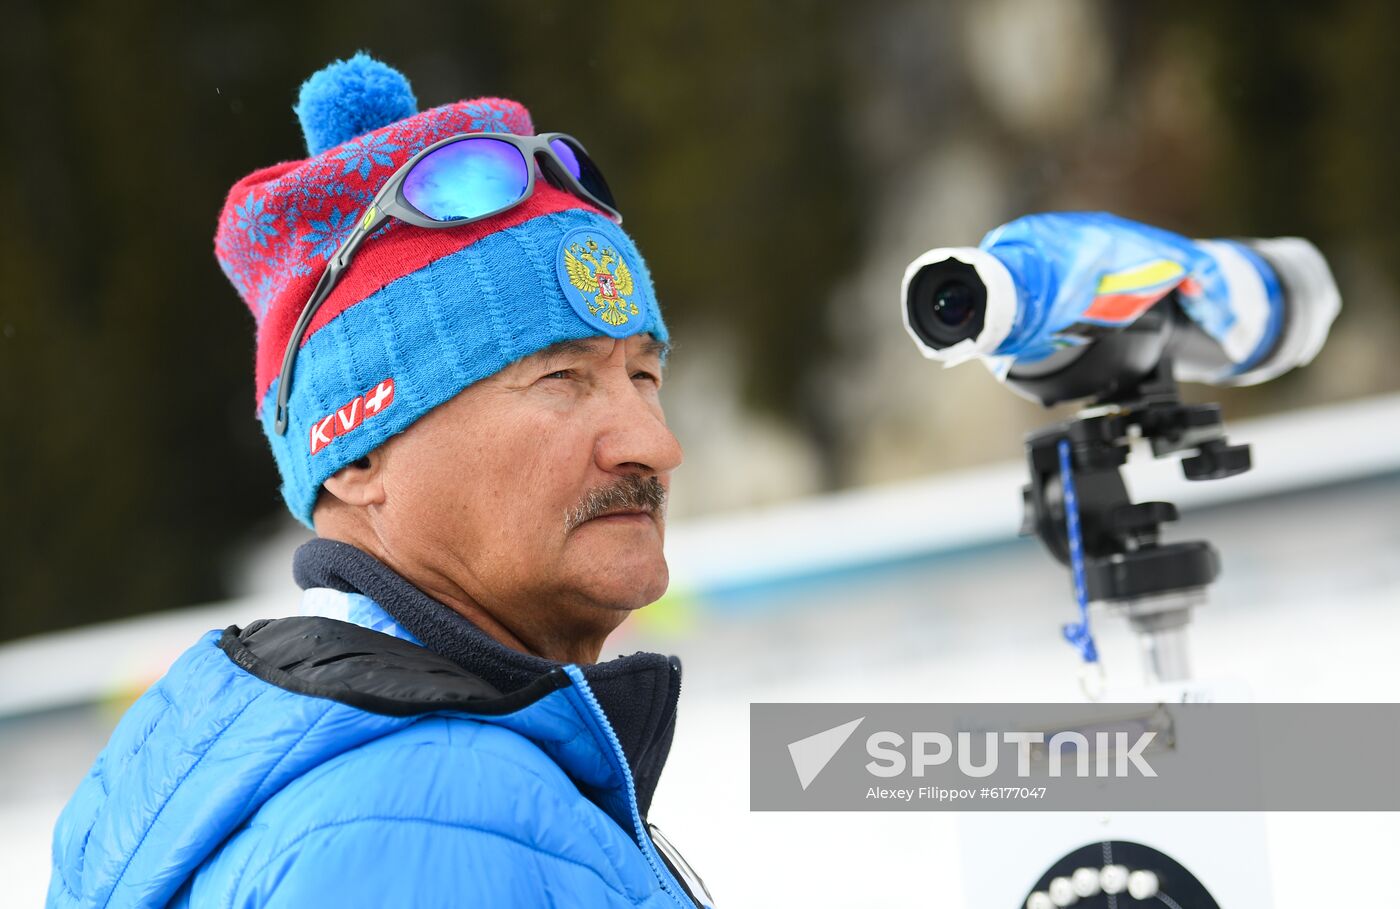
[1182,439,1252,480]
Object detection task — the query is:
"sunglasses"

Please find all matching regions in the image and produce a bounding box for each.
[273,131,619,435]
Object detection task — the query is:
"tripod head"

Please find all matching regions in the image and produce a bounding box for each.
[1017,301,1254,683]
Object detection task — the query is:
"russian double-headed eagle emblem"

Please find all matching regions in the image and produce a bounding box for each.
[564,238,639,327]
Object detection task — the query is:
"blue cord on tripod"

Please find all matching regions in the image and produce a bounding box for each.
[1057,438,1099,663]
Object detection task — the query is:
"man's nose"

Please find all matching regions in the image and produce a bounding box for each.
[594,376,684,478]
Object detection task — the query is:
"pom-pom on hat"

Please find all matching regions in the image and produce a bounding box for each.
[294,53,419,156]
[214,54,667,529]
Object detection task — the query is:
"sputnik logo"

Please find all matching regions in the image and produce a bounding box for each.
[310,377,395,455]
[788,717,865,790]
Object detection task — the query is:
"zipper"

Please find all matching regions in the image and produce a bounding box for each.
[649,822,716,908]
[561,665,700,907]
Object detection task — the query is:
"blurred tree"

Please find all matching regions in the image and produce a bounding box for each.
[1131,1,1400,411]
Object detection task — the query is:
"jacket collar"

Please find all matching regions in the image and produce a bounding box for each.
[292,537,681,818]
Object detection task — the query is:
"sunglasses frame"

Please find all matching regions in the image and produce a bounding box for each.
[273,130,620,435]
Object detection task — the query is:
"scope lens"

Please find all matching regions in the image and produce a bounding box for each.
[931,281,975,328]
[907,260,988,350]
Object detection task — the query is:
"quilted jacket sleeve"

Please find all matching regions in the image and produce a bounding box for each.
[193,717,667,908]
[238,816,644,907]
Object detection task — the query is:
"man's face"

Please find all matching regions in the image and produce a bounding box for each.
[359,333,681,645]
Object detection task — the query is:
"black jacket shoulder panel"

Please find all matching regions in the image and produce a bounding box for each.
[218,616,571,718]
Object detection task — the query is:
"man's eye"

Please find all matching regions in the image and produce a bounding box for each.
[632,371,660,385]
[542,369,573,380]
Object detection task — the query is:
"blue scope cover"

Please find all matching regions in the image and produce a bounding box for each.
[982,212,1285,376]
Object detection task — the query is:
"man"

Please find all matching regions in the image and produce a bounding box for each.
[48,54,713,908]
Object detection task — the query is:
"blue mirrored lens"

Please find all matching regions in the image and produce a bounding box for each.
[548,136,616,211]
[548,138,582,179]
[402,138,529,222]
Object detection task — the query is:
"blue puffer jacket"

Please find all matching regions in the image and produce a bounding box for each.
[47,545,714,908]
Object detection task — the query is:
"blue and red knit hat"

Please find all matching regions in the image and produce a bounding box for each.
[215,54,667,529]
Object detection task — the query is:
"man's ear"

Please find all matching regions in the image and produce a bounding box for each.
[321,452,387,508]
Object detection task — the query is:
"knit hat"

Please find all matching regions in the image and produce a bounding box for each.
[215,54,667,529]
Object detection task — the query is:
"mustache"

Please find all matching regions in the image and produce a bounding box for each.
[564,475,668,532]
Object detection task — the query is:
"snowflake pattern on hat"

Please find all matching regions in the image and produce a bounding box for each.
[333,133,402,180]
[214,95,533,335]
